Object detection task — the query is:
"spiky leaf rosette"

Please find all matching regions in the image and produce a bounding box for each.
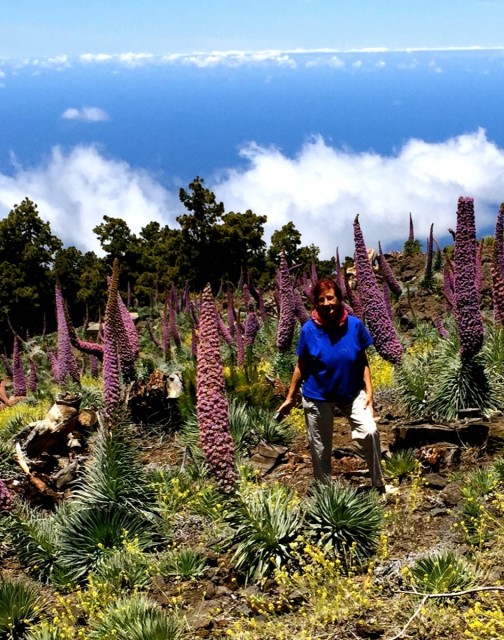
[305,481,383,564]
[103,259,123,423]
[353,216,403,364]
[196,285,237,492]
[454,197,484,358]
[276,254,296,352]
[55,286,80,385]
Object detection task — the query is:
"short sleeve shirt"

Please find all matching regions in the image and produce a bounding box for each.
[297,316,373,403]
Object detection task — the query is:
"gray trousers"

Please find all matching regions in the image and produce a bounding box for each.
[302,390,385,487]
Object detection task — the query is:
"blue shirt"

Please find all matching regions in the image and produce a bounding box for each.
[297,316,373,403]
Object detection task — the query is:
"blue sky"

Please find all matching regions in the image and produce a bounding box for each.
[2,0,504,58]
[1,2,504,259]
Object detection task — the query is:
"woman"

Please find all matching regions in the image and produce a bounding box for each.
[278,277,392,494]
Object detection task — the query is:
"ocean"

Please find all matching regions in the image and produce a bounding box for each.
[2,49,504,187]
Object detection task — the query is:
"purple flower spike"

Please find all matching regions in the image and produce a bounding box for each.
[335,248,347,299]
[276,254,296,353]
[197,285,237,492]
[495,203,504,278]
[103,259,124,423]
[0,479,12,513]
[434,315,450,339]
[454,197,484,358]
[491,264,504,325]
[408,212,415,241]
[293,288,310,325]
[12,336,27,397]
[55,286,80,385]
[2,354,13,379]
[353,215,403,365]
[378,241,402,296]
[244,302,260,347]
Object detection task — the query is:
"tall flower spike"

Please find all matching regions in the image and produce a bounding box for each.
[378,241,402,297]
[475,239,483,296]
[293,288,310,325]
[276,254,296,352]
[494,203,504,278]
[335,248,347,299]
[103,258,123,423]
[420,224,434,289]
[408,212,414,241]
[196,285,237,492]
[2,354,13,379]
[55,286,80,385]
[244,301,260,347]
[491,264,504,325]
[353,215,403,364]
[454,197,484,358]
[12,335,27,397]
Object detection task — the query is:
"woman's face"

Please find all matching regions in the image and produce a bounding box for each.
[316,284,340,321]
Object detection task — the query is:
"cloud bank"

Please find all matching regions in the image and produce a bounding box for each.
[0,130,503,260]
[61,107,109,122]
[0,146,180,254]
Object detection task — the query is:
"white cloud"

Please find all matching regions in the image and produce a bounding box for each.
[213,129,504,259]
[61,107,109,122]
[0,146,180,254]
[1,131,503,262]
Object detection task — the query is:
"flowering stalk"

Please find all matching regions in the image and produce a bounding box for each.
[89,354,99,378]
[276,254,296,352]
[434,315,450,339]
[343,268,363,319]
[227,288,236,337]
[0,479,12,512]
[235,316,245,367]
[378,241,402,296]
[454,197,484,358]
[103,258,123,423]
[408,212,414,241]
[420,224,435,289]
[475,238,483,296]
[335,248,347,299]
[494,203,504,278]
[161,301,171,357]
[169,289,182,349]
[244,302,260,347]
[491,264,504,325]
[55,286,80,385]
[293,288,310,325]
[12,336,27,397]
[353,215,403,364]
[196,285,237,492]
[2,354,13,379]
